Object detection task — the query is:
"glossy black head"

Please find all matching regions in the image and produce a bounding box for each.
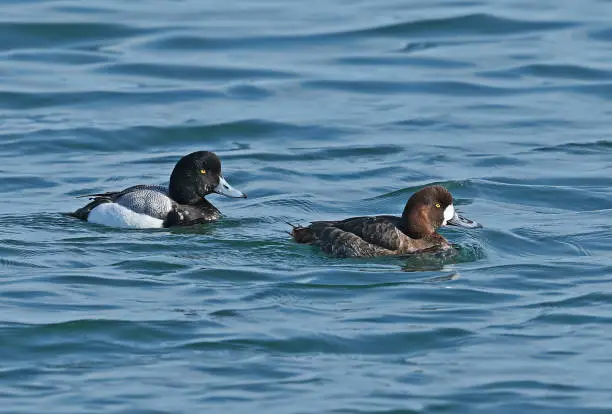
[400,185,481,238]
[168,151,246,205]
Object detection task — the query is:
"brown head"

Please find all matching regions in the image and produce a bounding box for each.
[400,185,481,239]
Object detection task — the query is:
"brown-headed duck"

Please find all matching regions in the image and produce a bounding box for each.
[290,185,481,257]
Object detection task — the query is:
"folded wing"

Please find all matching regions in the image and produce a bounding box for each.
[292,215,404,257]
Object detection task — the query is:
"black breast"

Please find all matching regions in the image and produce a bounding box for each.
[163,200,221,227]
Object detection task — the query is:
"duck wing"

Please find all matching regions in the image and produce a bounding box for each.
[114,186,173,220]
[328,215,403,249]
[73,185,172,220]
[76,185,168,201]
[291,215,404,257]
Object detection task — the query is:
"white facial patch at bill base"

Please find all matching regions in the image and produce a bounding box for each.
[442,204,455,225]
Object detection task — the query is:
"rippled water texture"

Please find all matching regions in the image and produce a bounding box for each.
[2,0,612,412]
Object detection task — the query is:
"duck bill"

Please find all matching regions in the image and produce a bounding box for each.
[446,212,482,229]
[214,176,247,198]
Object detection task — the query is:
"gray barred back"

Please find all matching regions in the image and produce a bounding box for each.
[116,186,174,220]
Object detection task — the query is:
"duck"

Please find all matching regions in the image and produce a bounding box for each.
[289,185,481,257]
[70,151,246,228]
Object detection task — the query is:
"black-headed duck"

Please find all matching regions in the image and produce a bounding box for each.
[71,151,246,228]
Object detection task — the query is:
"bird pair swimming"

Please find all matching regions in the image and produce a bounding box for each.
[71,151,482,258]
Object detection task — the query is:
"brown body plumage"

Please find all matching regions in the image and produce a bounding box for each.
[290,185,481,258]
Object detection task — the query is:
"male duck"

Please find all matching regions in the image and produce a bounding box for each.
[71,151,246,228]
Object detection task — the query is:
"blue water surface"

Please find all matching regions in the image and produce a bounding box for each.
[1,0,612,413]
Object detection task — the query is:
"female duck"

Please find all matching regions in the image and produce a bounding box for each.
[71,151,246,228]
[290,185,481,257]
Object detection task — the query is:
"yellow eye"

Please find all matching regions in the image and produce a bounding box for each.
[200,169,207,175]
[435,203,441,208]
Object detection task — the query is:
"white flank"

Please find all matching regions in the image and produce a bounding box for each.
[88,203,164,229]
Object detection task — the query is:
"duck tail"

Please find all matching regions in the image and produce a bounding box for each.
[70,198,112,220]
[75,191,116,200]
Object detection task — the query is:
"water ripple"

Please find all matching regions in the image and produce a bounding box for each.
[302,80,529,96]
[98,62,297,81]
[1,0,611,413]
[0,21,154,51]
[347,13,576,37]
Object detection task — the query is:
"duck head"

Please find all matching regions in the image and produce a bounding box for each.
[168,151,247,205]
[400,185,481,239]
